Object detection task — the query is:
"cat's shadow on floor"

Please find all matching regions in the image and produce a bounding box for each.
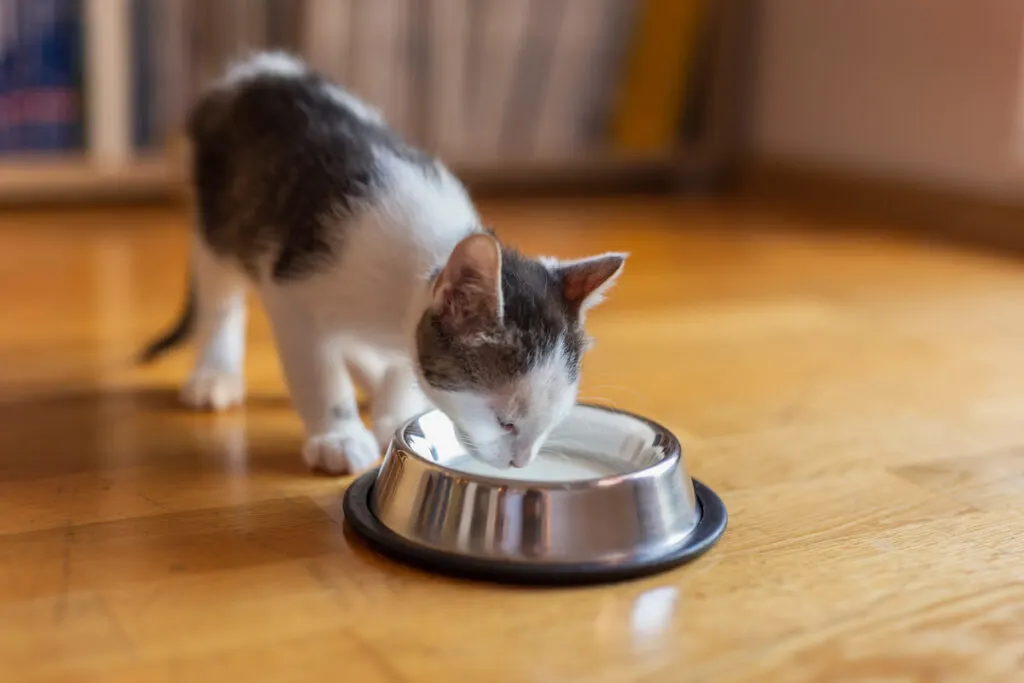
[0,383,373,480]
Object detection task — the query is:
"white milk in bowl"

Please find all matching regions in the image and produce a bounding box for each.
[443,450,625,482]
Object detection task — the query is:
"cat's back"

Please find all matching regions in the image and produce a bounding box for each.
[187,52,422,169]
[186,52,454,282]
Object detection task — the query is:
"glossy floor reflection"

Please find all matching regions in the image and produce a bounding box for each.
[0,199,1023,681]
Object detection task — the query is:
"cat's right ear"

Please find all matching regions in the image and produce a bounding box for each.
[553,252,627,316]
[431,233,504,332]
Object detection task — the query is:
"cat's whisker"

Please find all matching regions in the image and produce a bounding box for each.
[578,396,620,410]
[581,384,651,402]
[572,403,618,428]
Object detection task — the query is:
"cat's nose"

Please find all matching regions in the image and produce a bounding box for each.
[510,442,540,468]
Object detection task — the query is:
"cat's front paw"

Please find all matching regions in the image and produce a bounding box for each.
[181,369,245,411]
[303,423,381,475]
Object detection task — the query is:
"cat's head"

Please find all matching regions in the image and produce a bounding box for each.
[414,232,625,469]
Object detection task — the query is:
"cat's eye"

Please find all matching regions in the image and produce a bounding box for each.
[497,418,518,435]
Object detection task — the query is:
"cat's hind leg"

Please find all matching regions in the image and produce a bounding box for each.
[180,236,248,411]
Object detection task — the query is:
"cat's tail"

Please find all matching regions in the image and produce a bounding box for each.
[135,279,196,364]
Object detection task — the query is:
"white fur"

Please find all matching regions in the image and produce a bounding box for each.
[323,85,385,124]
[181,54,612,475]
[221,51,307,86]
[427,340,579,469]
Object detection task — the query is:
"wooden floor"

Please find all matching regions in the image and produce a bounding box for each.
[1,198,1022,682]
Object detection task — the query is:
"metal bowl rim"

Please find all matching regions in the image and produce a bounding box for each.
[387,402,684,491]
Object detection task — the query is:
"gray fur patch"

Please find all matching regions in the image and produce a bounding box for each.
[188,58,436,281]
[416,247,585,391]
[331,404,356,422]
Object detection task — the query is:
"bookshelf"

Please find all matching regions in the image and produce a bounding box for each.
[0,0,744,203]
[0,0,181,202]
[0,0,178,201]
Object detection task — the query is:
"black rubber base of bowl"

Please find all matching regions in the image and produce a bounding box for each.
[342,469,728,586]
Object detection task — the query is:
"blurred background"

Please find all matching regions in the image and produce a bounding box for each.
[0,0,746,200]
[0,0,1021,253]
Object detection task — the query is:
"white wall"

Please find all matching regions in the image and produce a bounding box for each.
[750,0,1024,199]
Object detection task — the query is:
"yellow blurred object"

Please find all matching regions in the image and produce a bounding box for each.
[611,0,707,154]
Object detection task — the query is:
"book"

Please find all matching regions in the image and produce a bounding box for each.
[0,1,17,153]
[609,0,707,155]
[349,0,409,137]
[532,0,612,162]
[471,0,533,164]
[575,0,637,156]
[131,0,154,150]
[302,0,352,84]
[154,0,188,152]
[427,0,470,162]
[10,0,84,153]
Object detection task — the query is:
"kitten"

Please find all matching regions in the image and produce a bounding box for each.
[139,52,627,475]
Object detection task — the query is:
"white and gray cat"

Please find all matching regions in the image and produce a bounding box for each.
[140,52,627,476]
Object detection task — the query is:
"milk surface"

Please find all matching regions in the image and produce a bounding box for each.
[444,451,621,482]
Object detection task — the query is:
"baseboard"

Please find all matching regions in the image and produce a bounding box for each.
[734,157,1024,256]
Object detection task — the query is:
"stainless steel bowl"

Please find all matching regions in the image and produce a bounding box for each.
[343,403,726,584]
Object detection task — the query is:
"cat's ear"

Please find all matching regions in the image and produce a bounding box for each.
[431,232,504,331]
[554,253,627,315]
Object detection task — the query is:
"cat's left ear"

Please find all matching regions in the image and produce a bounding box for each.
[431,232,504,332]
[553,252,627,315]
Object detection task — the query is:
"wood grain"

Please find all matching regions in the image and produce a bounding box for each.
[0,198,1022,682]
